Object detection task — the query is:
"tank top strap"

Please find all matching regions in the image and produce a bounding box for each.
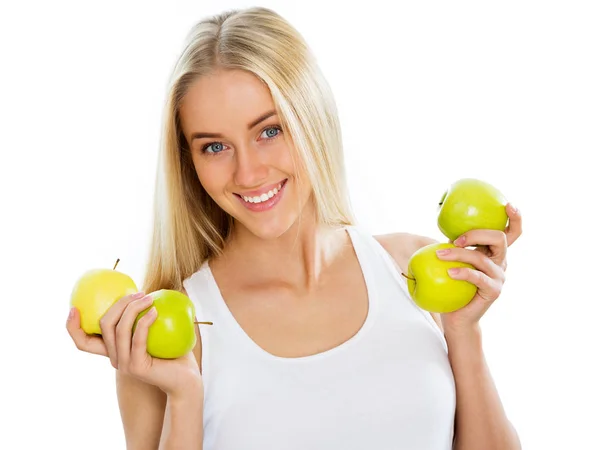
[183,260,254,340]
[345,225,448,350]
[347,225,413,296]
[183,262,215,322]
[183,261,238,387]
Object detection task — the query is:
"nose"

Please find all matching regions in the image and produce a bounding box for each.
[233,145,269,188]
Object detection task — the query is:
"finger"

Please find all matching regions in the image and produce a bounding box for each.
[436,247,505,282]
[505,203,522,247]
[448,267,502,303]
[115,294,155,370]
[130,306,158,375]
[66,307,108,357]
[100,291,146,369]
[454,229,507,266]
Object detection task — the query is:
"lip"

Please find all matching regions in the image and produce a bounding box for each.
[235,178,287,198]
[235,179,288,213]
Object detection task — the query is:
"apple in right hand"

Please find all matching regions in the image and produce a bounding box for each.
[70,259,138,335]
[134,289,197,359]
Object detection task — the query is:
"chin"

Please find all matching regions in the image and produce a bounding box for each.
[241,211,300,241]
[223,178,313,241]
[234,201,313,241]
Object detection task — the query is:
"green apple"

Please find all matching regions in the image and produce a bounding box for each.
[437,178,508,241]
[403,243,478,313]
[70,259,138,335]
[134,289,197,359]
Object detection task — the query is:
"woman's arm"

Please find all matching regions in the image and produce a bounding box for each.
[159,382,204,450]
[116,323,203,449]
[447,326,521,450]
[116,372,167,449]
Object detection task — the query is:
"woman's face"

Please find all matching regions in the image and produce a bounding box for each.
[179,69,313,240]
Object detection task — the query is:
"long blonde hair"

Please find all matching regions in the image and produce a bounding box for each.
[142,7,355,293]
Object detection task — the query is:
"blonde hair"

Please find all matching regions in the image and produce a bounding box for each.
[142,6,355,293]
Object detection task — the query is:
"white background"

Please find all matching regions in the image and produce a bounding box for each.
[1,0,598,448]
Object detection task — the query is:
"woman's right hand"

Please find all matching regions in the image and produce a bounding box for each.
[66,292,202,398]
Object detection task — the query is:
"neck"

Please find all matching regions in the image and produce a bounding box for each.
[218,202,347,293]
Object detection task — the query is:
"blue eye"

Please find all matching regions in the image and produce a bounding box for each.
[203,142,224,154]
[261,126,281,139]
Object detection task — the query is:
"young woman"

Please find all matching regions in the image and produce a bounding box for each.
[67,7,523,450]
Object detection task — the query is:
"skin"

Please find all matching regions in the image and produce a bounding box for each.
[67,67,523,450]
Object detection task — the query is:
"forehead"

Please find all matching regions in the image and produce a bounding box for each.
[179,70,276,135]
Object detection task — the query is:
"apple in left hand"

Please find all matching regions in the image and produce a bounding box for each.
[402,242,478,313]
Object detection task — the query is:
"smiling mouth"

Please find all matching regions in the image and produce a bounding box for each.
[235,179,288,204]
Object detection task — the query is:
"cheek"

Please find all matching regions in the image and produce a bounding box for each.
[283,150,310,187]
[274,143,301,177]
[193,161,226,195]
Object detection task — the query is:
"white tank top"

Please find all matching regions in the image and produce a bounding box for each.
[183,225,456,450]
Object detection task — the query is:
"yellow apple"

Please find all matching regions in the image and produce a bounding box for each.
[70,259,138,335]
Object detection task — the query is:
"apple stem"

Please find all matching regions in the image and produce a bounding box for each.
[113,258,120,270]
[401,272,415,281]
[194,321,214,325]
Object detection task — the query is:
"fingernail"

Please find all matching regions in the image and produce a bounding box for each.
[132,291,145,299]
[436,249,451,256]
[448,268,461,276]
[510,203,519,214]
[454,236,466,246]
[68,307,75,319]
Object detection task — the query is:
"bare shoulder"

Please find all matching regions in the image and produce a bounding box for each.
[374,232,444,333]
[181,287,203,374]
[374,232,438,269]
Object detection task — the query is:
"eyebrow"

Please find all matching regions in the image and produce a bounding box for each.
[189,110,277,143]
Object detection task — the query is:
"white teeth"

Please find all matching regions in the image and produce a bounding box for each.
[242,182,283,204]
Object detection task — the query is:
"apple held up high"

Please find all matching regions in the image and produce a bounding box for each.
[402,243,478,313]
[437,178,508,241]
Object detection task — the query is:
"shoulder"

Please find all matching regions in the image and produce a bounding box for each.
[181,287,203,374]
[373,232,444,333]
[374,232,438,267]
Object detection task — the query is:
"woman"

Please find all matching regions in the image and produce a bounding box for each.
[67,7,523,450]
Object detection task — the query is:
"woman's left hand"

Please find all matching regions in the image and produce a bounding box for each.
[436,203,523,335]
